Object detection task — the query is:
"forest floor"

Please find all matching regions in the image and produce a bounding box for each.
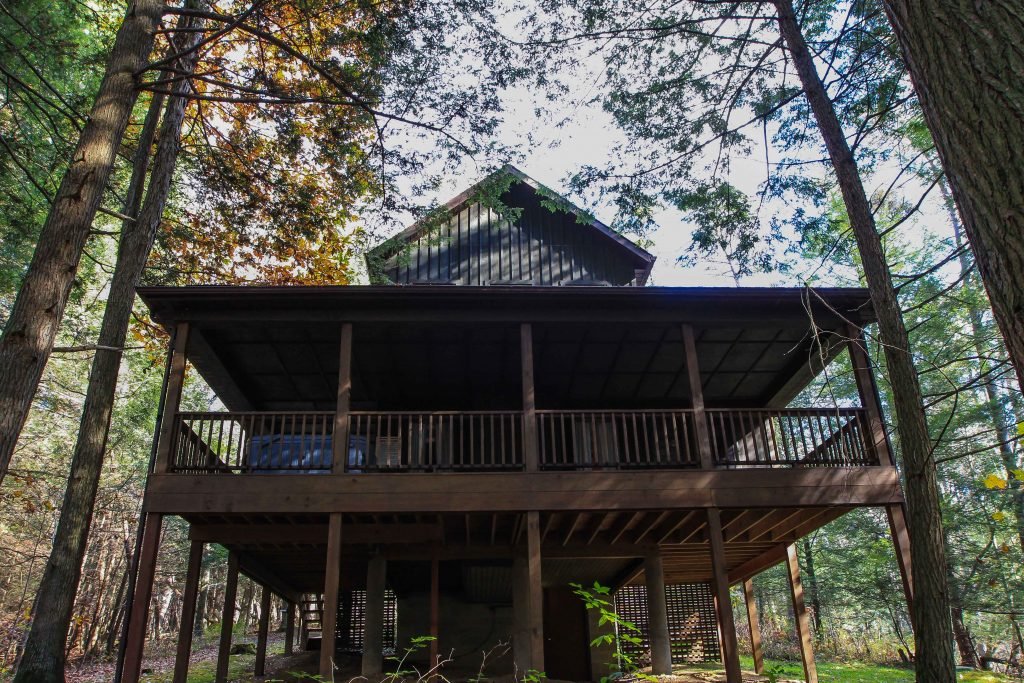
[62,639,1016,683]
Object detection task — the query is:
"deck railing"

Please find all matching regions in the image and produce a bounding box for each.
[173,411,335,473]
[707,408,877,467]
[348,411,523,471]
[537,410,700,469]
[167,407,878,473]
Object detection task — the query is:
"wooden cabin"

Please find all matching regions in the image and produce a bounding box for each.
[120,166,912,683]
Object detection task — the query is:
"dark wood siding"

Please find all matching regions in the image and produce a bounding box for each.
[382,194,639,286]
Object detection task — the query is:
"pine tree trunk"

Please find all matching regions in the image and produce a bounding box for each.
[949,580,980,668]
[881,1,1024,397]
[194,565,211,641]
[771,2,956,680]
[0,0,165,483]
[944,189,1024,553]
[11,12,202,681]
[800,539,823,638]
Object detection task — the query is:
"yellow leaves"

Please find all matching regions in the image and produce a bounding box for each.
[983,473,1008,489]
[991,511,1006,522]
[1012,469,1024,482]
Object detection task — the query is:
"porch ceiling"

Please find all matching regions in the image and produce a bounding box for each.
[139,285,874,412]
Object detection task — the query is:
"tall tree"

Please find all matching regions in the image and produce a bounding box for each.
[879,2,1024,398]
[0,0,165,483]
[771,2,954,678]
[10,6,204,678]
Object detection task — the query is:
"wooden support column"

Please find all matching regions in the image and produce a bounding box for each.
[429,551,440,670]
[846,326,893,466]
[521,323,539,471]
[173,540,204,683]
[786,544,818,683]
[707,509,741,683]
[122,512,164,683]
[299,603,309,652]
[320,513,344,677]
[284,601,295,656]
[741,579,764,675]
[682,324,714,470]
[644,550,672,675]
[526,510,545,673]
[886,503,915,613]
[155,323,189,473]
[512,555,530,674]
[362,554,387,676]
[255,585,272,677]
[216,552,240,683]
[333,323,353,474]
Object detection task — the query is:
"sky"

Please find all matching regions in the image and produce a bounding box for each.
[373,7,953,292]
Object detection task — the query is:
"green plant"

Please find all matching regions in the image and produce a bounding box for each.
[571,581,656,683]
[763,663,786,683]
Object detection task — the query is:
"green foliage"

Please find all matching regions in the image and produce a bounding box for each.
[571,582,654,683]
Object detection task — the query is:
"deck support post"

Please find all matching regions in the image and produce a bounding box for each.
[707,509,741,683]
[741,578,764,675]
[155,322,189,473]
[284,601,295,656]
[644,550,673,675]
[333,322,353,474]
[526,510,545,673]
[886,503,915,613]
[512,555,530,674]
[429,550,440,670]
[849,327,915,618]
[682,324,714,470]
[173,540,204,683]
[362,554,387,676]
[299,600,309,652]
[122,512,164,683]
[255,584,272,677]
[320,513,344,677]
[846,326,893,467]
[521,323,538,471]
[786,544,818,683]
[216,551,240,683]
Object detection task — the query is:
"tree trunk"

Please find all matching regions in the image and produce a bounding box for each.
[949,585,980,668]
[881,1,1024,399]
[0,0,165,483]
[194,564,211,641]
[944,187,1024,553]
[800,538,823,639]
[12,12,202,680]
[771,2,956,681]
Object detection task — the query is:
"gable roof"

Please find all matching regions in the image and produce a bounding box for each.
[366,164,656,284]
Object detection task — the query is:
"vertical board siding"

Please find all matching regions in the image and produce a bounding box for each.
[384,199,638,286]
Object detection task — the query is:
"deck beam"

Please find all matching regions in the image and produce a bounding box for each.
[147,467,903,514]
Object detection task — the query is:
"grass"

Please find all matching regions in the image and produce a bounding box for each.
[681,656,1015,683]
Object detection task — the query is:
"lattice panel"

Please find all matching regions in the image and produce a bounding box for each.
[335,589,398,654]
[614,583,720,664]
